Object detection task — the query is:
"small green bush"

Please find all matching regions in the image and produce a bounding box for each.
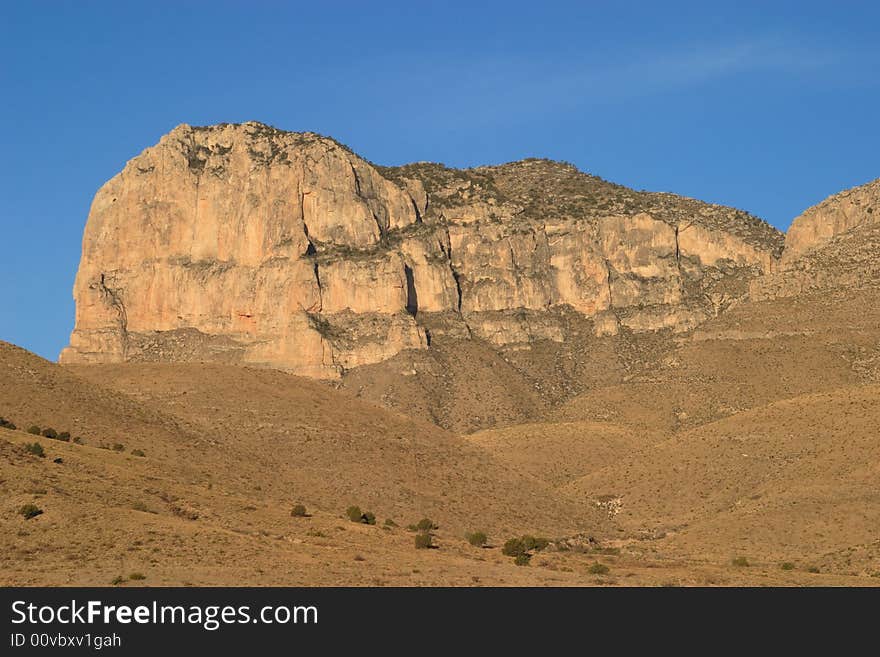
[384,518,397,527]
[416,518,437,531]
[780,562,796,571]
[128,573,146,581]
[808,566,820,574]
[362,511,376,525]
[732,557,750,567]
[291,504,307,517]
[112,443,125,452]
[24,442,45,458]
[588,562,610,575]
[502,535,550,557]
[41,428,58,439]
[19,504,43,520]
[58,431,71,442]
[502,538,526,557]
[131,449,145,457]
[73,436,84,445]
[111,576,125,586]
[27,426,41,435]
[466,531,487,547]
[514,554,531,566]
[0,417,17,430]
[415,532,433,549]
[521,536,550,552]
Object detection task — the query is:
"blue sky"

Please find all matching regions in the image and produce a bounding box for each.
[2,1,879,360]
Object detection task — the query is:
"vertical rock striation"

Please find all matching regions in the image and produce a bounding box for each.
[61,122,784,377]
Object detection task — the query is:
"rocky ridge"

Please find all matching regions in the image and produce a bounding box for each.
[61,121,784,378]
[751,177,880,299]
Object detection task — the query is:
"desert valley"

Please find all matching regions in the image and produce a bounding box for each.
[2,122,879,586]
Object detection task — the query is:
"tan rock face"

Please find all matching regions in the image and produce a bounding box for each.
[782,178,880,265]
[61,123,784,377]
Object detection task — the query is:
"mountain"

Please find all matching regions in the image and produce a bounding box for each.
[60,121,783,385]
[5,137,880,585]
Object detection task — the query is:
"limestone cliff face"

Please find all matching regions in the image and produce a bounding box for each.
[782,178,880,264]
[61,122,783,377]
[750,178,880,300]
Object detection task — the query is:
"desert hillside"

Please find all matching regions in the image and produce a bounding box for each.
[3,131,880,586]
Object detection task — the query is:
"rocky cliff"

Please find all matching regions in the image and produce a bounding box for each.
[782,177,880,264]
[61,122,784,378]
[751,177,880,300]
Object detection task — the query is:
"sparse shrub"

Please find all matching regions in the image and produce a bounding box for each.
[521,536,549,552]
[73,437,84,445]
[514,553,531,566]
[111,576,125,586]
[588,562,610,575]
[291,504,307,517]
[112,443,125,452]
[58,431,70,442]
[23,442,45,458]
[416,518,437,531]
[0,417,17,430]
[27,426,41,435]
[346,506,375,524]
[128,573,146,581]
[415,532,433,549]
[807,566,820,574]
[384,518,397,527]
[502,535,550,557]
[41,428,58,439]
[780,562,796,571]
[466,531,487,548]
[19,504,43,520]
[502,538,526,557]
[131,449,145,457]
[732,557,750,567]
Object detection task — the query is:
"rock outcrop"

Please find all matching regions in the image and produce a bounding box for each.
[782,178,880,264]
[751,178,880,300]
[61,122,784,378]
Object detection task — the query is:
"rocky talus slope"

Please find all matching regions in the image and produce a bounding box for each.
[61,122,783,378]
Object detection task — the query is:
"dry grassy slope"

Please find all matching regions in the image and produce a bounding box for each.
[0,340,207,463]
[7,426,863,587]
[1,424,597,586]
[467,421,659,489]
[62,361,606,538]
[1,344,627,586]
[339,339,549,433]
[553,283,880,433]
[341,320,676,434]
[563,385,880,573]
